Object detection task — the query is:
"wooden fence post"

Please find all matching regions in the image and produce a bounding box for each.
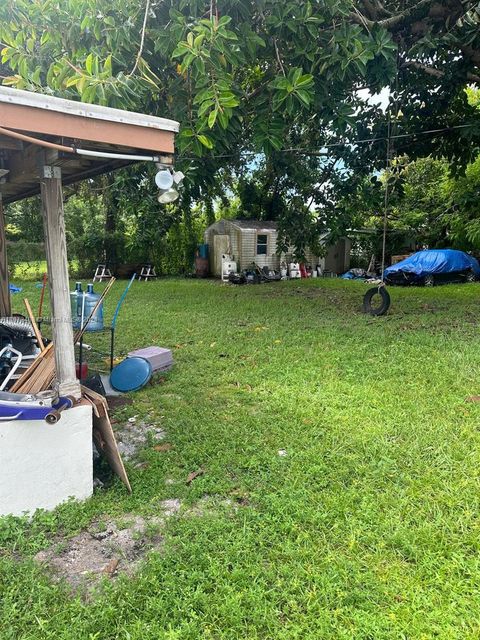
[0,192,11,317]
[39,160,81,399]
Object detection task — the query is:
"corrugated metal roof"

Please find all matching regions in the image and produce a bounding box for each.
[0,86,179,132]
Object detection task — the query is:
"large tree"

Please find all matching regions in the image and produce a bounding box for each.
[1,0,480,253]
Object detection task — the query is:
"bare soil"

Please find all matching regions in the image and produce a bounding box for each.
[35,499,181,591]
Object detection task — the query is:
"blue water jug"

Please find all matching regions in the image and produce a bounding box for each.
[83,283,104,332]
[71,282,82,329]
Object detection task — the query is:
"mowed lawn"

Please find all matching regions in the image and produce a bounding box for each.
[1,278,480,639]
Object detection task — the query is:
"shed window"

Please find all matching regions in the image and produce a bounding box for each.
[257,234,268,255]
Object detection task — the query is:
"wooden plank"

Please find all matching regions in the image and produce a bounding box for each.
[82,386,131,493]
[39,156,81,399]
[10,343,53,392]
[0,194,11,317]
[0,102,175,154]
[23,298,45,352]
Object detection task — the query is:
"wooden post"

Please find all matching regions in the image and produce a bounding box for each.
[0,193,11,317]
[39,160,81,399]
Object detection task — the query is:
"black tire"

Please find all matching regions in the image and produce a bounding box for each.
[466,270,476,283]
[363,286,391,316]
[423,274,435,287]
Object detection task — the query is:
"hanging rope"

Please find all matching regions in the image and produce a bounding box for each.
[381,114,391,280]
[381,52,402,281]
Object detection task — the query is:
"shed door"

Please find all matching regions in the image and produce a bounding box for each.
[212,234,230,276]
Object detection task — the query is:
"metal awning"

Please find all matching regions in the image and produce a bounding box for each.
[0,87,179,203]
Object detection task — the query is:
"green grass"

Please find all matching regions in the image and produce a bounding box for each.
[2,278,480,639]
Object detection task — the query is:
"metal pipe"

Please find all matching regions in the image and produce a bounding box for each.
[76,148,160,162]
[0,126,161,162]
[0,125,74,153]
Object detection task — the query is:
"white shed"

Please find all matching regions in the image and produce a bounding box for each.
[204,219,351,277]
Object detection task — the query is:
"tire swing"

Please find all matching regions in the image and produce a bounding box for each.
[362,87,397,318]
[363,285,391,316]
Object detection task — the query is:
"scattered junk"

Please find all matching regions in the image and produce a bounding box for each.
[110,357,153,393]
[110,346,174,393]
[194,243,209,278]
[221,254,237,282]
[228,261,319,285]
[289,262,301,279]
[127,346,174,374]
[0,389,73,423]
[0,85,179,516]
[204,219,351,278]
[76,274,136,383]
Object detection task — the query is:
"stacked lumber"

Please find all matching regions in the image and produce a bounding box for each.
[10,342,55,393]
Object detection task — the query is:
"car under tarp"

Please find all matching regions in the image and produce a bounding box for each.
[384,249,480,283]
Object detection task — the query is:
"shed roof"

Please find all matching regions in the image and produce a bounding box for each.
[0,87,179,204]
[229,219,278,231]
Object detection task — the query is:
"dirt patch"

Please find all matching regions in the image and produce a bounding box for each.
[35,500,181,591]
[113,418,166,461]
[34,495,245,593]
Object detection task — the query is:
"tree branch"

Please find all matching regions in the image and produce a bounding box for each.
[404,60,480,83]
[351,0,478,34]
[128,0,151,77]
[273,37,286,76]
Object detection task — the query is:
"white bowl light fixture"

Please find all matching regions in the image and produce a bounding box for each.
[155,166,185,204]
[155,169,174,190]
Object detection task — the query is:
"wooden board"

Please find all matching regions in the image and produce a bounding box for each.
[82,386,132,493]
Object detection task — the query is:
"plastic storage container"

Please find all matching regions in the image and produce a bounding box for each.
[198,244,209,259]
[127,346,174,373]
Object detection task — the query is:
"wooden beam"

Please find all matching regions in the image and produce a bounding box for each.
[39,155,81,399]
[0,193,11,317]
[0,102,175,154]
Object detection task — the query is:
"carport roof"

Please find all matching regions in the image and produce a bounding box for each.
[0,87,179,204]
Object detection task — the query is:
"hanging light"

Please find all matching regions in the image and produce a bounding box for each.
[155,169,174,190]
[157,187,179,204]
[172,170,185,185]
[155,166,184,204]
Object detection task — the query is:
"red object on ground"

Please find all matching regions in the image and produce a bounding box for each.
[299,263,307,278]
[75,362,88,380]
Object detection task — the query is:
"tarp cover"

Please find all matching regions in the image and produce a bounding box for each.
[384,249,480,279]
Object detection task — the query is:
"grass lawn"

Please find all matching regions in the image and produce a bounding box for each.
[1,277,480,639]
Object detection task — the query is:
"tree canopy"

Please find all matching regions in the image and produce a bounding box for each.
[1,0,480,257]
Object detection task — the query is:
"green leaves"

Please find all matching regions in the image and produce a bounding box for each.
[271,68,314,114]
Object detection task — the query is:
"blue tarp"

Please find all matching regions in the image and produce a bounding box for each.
[384,249,480,280]
[341,268,367,280]
[9,284,22,293]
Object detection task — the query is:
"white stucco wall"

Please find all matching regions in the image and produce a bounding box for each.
[0,403,93,517]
